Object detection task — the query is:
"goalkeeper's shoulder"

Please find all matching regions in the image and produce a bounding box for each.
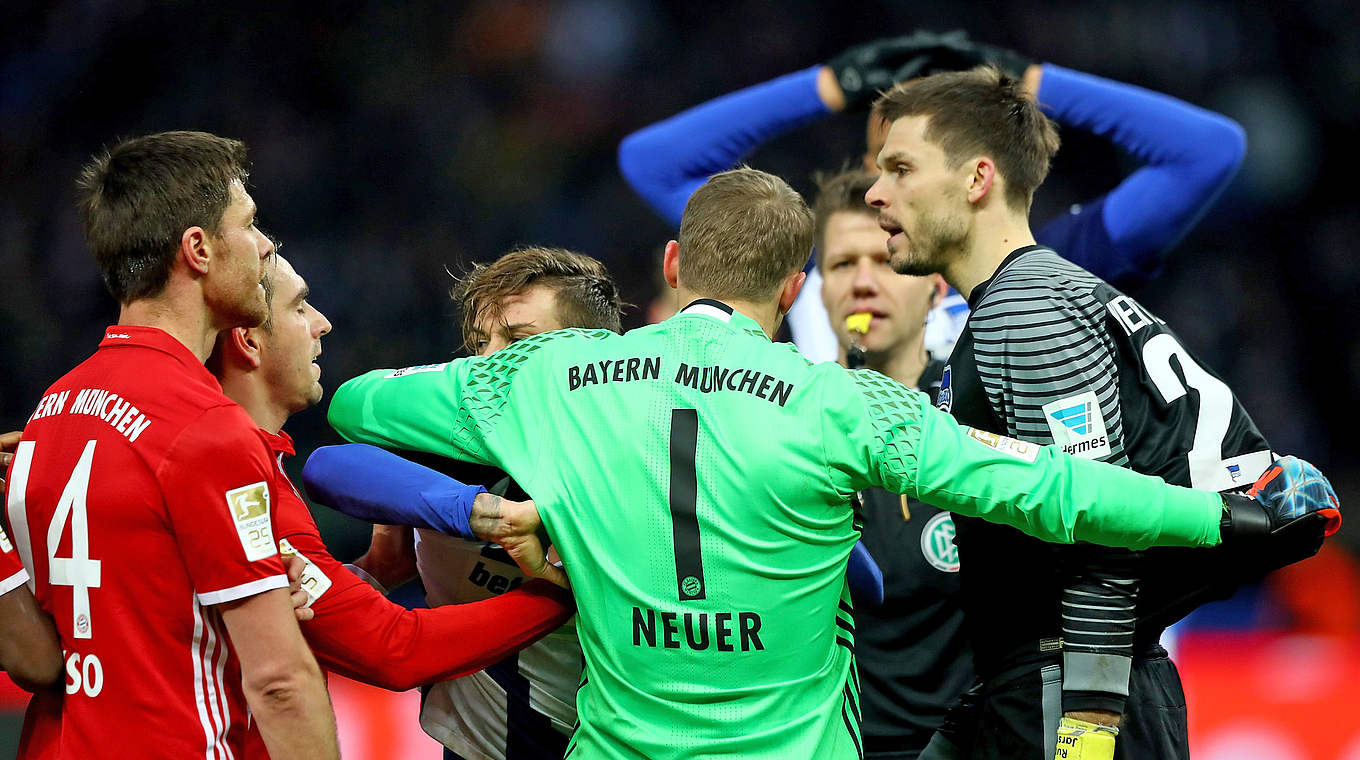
[806,362,929,448]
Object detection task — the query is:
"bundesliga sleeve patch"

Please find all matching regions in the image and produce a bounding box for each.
[278,538,332,607]
[225,481,276,561]
[965,428,1040,463]
[1042,391,1111,459]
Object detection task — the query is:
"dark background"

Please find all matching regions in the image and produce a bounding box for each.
[2,0,1357,755]
[1,0,1357,671]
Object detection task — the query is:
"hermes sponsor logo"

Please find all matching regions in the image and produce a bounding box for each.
[1042,391,1112,460]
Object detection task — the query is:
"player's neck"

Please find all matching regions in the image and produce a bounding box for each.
[117,293,220,364]
[946,214,1036,301]
[675,289,783,340]
[218,372,288,434]
[877,340,931,388]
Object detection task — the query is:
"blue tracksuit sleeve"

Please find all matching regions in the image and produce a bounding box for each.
[301,444,487,539]
[618,65,832,226]
[1034,64,1247,285]
[847,540,885,607]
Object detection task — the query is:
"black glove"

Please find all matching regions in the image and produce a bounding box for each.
[826,30,1035,110]
[1220,455,1341,541]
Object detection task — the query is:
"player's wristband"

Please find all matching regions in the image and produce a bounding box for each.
[1220,492,1271,539]
[1054,717,1118,760]
[302,444,486,539]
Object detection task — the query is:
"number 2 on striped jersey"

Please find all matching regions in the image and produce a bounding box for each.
[1141,334,1252,491]
[6,440,103,639]
[669,409,707,602]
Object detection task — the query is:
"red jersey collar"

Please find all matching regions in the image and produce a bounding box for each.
[98,325,219,387]
[259,428,296,457]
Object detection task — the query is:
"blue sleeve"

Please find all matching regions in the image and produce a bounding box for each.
[1034,64,1246,286]
[846,540,884,607]
[300,444,487,539]
[618,65,832,226]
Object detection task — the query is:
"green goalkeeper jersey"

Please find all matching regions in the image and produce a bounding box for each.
[328,300,1223,760]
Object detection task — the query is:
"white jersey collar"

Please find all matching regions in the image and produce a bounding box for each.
[680,298,734,322]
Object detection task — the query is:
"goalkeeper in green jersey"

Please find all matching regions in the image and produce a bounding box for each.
[327,168,1338,760]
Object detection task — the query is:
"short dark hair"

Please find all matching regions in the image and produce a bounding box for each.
[812,169,877,258]
[452,246,624,352]
[76,131,251,303]
[677,167,814,301]
[872,66,1060,211]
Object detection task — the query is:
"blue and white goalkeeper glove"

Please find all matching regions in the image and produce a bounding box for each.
[1220,455,1341,540]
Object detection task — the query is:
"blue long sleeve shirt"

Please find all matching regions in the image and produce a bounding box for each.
[618,63,1246,287]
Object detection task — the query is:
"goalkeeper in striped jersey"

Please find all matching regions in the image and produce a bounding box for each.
[865,68,1338,760]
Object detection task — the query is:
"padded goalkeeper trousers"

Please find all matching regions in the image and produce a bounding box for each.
[920,647,1188,760]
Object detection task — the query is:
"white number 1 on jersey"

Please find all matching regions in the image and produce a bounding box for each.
[6,440,103,639]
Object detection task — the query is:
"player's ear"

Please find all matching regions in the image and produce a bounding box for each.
[778,270,807,315]
[929,274,948,308]
[180,226,211,276]
[864,112,889,172]
[662,240,681,289]
[967,157,996,205]
[228,327,264,369]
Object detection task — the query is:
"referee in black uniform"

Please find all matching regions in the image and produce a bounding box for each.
[812,169,971,759]
[865,67,1320,759]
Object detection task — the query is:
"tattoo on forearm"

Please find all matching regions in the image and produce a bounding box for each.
[470,492,506,540]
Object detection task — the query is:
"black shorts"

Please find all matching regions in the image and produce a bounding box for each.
[922,651,1187,760]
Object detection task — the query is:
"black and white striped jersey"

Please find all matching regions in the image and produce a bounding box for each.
[938,245,1271,713]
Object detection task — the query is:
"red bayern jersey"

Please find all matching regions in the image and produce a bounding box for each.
[0,523,29,596]
[241,429,575,760]
[4,326,288,760]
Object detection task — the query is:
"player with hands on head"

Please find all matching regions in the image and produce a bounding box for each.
[619,28,1246,360]
[325,166,1335,760]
